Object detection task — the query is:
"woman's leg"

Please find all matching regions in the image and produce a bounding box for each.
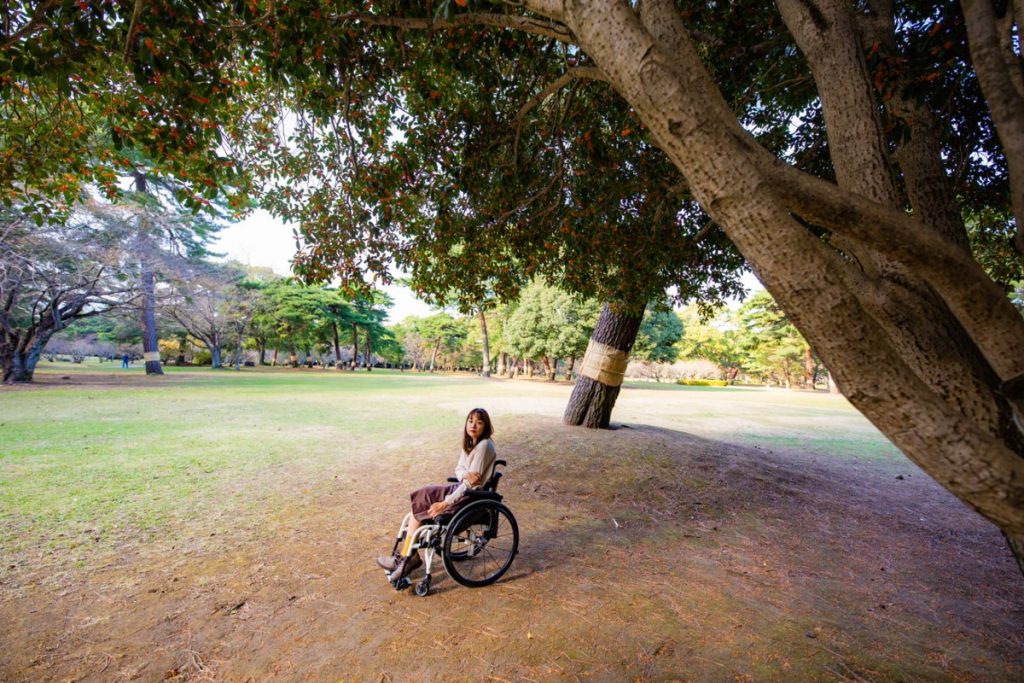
[401,516,421,556]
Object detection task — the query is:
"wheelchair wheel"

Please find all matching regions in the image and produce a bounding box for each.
[442,500,519,587]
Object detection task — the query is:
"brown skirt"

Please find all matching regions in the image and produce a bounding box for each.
[410,483,460,522]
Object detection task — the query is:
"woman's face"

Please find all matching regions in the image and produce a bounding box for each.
[466,413,486,441]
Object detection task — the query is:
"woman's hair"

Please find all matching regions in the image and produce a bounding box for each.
[462,407,494,453]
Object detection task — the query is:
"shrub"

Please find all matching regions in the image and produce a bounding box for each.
[676,378,728,386]
[192,350,212,366]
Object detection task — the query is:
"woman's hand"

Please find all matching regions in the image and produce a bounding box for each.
[428,501,449,518]
[464,471,483,486]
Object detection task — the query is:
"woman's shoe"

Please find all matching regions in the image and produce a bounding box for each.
[388,551,423,580]
[376,554,399,571]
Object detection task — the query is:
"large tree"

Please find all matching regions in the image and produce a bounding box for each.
[0,203,136,382]
[5,1,1024,569]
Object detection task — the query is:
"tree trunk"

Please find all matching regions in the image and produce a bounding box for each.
[429,338,440,372]
[177,332,188,365]
[509,357,518,379]
[211,343,222,369]
[364,334,373,370]
[333,322,343,369]
[804,347,815,389]
[271,348,279,366]
[351,323,359,370]
[479,307,491,378]
[543,356,556,381]
[140,262,164,376]
[563,303,645,429]
[235,330,243,371]
[2,329,52,383]
[565,355,576,381]
[258,341,266,366]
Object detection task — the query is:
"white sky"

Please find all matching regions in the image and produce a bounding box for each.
[214,211,762,322]
[212,210,435,324]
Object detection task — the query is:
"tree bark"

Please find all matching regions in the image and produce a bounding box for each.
[211,343,222,369]
[563,303,644,428]
[2,329,52,383]
[364,333,373,370]
[333,321,343,368]
[565,355,576,381]
[496,351,507,376]
[177,332,188,365]
[351,323,359,370]
[140,261,164,376]
[429,338,440,372]
[804,347,815,389]
[542,356,555,381]
[479,307,491,378]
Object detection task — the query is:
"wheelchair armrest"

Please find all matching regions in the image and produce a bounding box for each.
[447,477,459,483]
[464,489,502,503]
[495,459,507,467]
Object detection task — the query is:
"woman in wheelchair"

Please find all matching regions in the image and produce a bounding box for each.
[376,407,519,595]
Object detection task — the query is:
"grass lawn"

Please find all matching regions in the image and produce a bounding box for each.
[1,363,1021,681]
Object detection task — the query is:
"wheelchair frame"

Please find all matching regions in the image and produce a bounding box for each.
[385,459,519,597]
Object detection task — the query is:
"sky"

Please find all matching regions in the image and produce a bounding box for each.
[213,210,436,324]
[213,211,762,322]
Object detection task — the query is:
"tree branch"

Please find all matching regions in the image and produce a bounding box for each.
[514,66,608,125]
[961,0,1024,258]
[335,11,574,44]
[0,0,59,52]
[768,159,1024,387]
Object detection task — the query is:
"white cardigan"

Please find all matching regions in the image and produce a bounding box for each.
[444,438,497,505]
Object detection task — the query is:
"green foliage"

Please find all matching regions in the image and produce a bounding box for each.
[633,307,684,363]
[673,293,820,387]
[0,1,254,220]
[736,291,811,387]
[503,281,600,366]
[965,206,1024,291]
[675,305,744,377]
[192,350,212,366]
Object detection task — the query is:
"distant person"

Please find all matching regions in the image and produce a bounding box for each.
[121,353,129,369]
[376,408,498,579]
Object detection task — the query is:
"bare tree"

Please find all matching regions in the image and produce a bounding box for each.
[0,205,136,382]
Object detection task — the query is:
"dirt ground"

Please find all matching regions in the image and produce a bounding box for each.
[2,404,1023,680]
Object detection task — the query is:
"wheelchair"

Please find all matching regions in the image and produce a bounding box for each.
[386,459,519,597]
